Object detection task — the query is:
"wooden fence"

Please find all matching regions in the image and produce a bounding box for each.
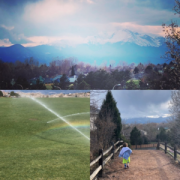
[131,143,157,149]
[90,140,123,180]
[157,140,180,161]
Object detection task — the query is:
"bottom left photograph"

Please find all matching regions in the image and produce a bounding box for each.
[0,90,90,180]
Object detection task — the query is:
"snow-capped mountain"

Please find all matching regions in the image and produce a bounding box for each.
[0,31,168,65]
[122,30,165,47]
[123,116,170,124]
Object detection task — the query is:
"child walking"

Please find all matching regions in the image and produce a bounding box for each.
[119,142,132,169]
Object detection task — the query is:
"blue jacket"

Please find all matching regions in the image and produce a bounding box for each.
[119,147,132,160]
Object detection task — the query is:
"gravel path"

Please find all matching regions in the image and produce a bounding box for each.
[99,150,180,180]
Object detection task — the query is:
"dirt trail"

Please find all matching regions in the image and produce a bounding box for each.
[99,150,180,180]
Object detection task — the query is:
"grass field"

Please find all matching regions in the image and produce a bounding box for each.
[0,97,90,180]
[126,79,140,89]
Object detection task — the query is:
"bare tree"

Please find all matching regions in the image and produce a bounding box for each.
[168,91,180,146]
[143,122,158,142]
[90,90,115,157]
[94,113,116,149]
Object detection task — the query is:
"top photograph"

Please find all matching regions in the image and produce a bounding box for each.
[0,0,179,90]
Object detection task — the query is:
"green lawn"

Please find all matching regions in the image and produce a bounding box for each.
[0,97,90,180]
[126,79,140,89]
[45,83,53,90]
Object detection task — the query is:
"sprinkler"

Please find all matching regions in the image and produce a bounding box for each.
[30,97,90,141]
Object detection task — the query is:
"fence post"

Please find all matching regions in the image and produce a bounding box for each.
[157,139,160,150]
[174,145,177,161]
[98,149,103,177]
[165,141,167,154]
[111,142,114,159]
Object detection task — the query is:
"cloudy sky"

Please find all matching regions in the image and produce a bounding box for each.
[0,0,178,47]
[91,90,173,119]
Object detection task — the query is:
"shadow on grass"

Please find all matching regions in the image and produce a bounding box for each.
[34,134,75,146]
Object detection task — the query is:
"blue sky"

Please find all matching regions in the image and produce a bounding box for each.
[91,90,172,119]
[0,0,177,47]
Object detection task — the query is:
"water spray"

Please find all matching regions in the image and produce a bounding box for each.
[30,97,90,140]
[47,112,90,123]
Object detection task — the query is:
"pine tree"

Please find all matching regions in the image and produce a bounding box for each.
[98,91,122,141]
[60,74,69,89]
[130,127,141,145]
[0,90,3,97]
[71,66,75,76]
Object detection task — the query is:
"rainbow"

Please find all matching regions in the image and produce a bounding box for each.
[47,121,90,131]
[47,112,90,123]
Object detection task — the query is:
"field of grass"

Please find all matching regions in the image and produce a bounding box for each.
[126,79,140,89]
[0,97,90,180]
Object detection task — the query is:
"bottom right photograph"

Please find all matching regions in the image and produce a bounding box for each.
[90,90,180,180]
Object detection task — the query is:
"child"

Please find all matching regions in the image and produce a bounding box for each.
[119,142,132,169]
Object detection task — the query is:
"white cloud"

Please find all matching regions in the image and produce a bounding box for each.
[86,0,95,4]
[146,115,160,118]
[111,22,164,36]
[23,0,78,24]
[162,114,171,118]
[20,25,164,47]
[0,39,13,47]
[1,24,14,31]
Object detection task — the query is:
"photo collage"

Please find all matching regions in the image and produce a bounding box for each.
[1,0,180,179]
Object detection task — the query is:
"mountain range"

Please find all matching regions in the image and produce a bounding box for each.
[123,116,170,124]
[0,31,168,66]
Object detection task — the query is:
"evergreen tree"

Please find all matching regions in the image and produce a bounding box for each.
[130,127,141,145]
[71,66,75,76]
[98,91,122,141]
[0,90,3,97]
[10,91,19,97]
[59,74,69,89]
[77,80,90,90]
[133,67,139,74]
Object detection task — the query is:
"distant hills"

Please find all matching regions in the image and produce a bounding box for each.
[0,31,168,66]
[123,116,170,124]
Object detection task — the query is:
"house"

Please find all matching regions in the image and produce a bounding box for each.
[52,75,62,83]
[140,129,147,136]
[68,75,77,84]
[29,77,38,85]
[122,124,132,139]
[44,78,53,84]
[164,127,170,132]
[29,76,45,85]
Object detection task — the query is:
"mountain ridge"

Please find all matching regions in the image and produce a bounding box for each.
[0,32,168,65]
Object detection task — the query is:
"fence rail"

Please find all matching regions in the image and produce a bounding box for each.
[131,143,157,149]
[90,140,123,180]
[157,140,180,161]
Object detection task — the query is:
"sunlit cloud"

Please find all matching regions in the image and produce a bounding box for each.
[162,114,171,118]
[112,22,164,36]
[0,39,13,47]
[0,0,176,47]
[146,115,160,118]
[23,0,78,24]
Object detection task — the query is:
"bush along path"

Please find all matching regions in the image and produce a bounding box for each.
[99,149,180,180]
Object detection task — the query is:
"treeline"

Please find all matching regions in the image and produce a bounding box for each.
[76,69,131,90]
[0,55,179,90]
[0,57,134,90]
